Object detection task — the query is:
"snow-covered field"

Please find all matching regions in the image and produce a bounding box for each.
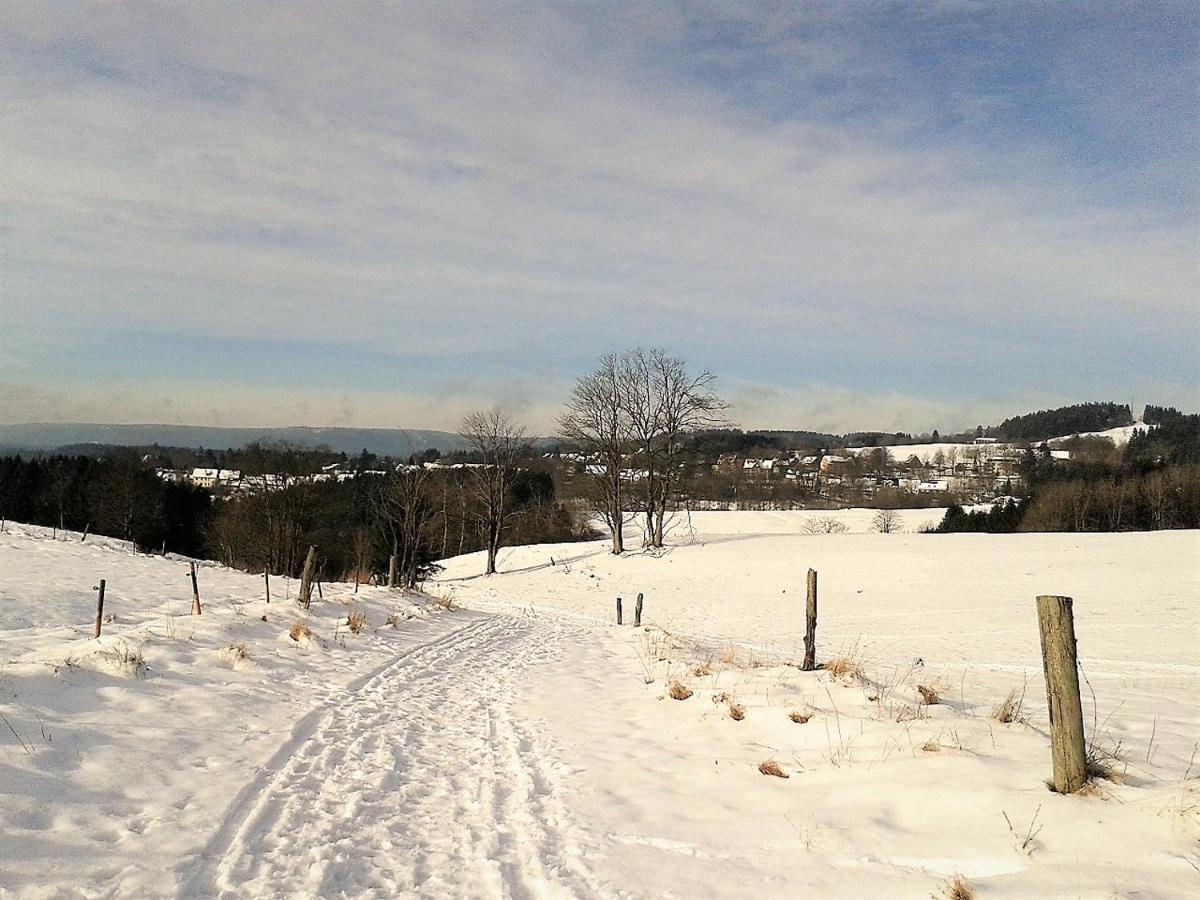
[2,514,1198,898]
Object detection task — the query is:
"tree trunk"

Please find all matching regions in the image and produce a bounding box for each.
[387,548,398,589]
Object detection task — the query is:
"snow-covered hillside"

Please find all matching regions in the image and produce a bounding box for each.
[1046,421,1148,445]
[2,516,1198,898]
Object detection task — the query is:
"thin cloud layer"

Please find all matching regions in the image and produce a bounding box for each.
[2,2,1196,432]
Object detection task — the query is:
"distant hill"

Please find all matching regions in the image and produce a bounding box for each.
[0,423,469,457]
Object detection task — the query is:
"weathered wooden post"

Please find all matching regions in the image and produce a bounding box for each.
[189,562,202,615]
[802,568,818,671]
[388,553,398,590]
[1036,594,1087,794]
[299,545,318,609]
[92,579,106,638]
[263,571,271,604]
[616,597,623,626]
[316,580,324,600]
[634,593,643,627]
[80,523,89,542]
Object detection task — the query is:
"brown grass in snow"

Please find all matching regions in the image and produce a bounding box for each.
[727,701,746,721]
[917,684,941,706]
[668,680,693,701]
[788,710,811,724]
[289,621,312,642]
[347,610,366,634]
[758,759,789,778]
[992,687,1026,724]
[945,874,975,900]
[824,656,863,680]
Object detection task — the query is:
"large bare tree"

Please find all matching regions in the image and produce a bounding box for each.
[459,408,528,575]
[559,353,629,554]
[645,349,726,546]
[372,464,435,589]
[616,348,726,548]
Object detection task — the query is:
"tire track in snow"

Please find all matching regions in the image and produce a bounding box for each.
[185,613,603,899]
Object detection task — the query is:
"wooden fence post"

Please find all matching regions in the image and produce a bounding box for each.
[189,562,202,615]
[802,568,818,671]
[92,579,106,638]
[634,593,643,627]
[388,553,398,590]
[316,580,324,600]
[263,571,271,604]
[616,597,623,626]
[1036,594,1087,794]
[299,545,318,609]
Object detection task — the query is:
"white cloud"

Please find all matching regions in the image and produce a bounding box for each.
[1,3,1196,429]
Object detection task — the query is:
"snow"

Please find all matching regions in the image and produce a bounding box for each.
[2,515,1198,898]
[1047,421,1149,446]
[847,441,998,464]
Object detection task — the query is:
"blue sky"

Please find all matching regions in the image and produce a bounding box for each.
[2,1,1196,433]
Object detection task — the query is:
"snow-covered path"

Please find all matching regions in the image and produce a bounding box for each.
[184,613,600,899]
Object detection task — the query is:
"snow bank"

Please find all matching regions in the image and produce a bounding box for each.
[0,523,461,898]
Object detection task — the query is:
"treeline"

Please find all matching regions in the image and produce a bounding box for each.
[0,449,595,584]
[0,454,213,555]
[993,402,1132,442]
[208,466,593,586]
[1125,408,1200,465]
[933,409,1200,534]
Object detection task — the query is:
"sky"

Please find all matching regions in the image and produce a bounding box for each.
[2,1,1197,435]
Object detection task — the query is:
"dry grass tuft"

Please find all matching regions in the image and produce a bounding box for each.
[347,610,366,634]
[668,680,693,701]
[719,645,737,665]
[824,656,864,681]
[788,710,812,724]
[220,642,248,662]
[921,739,942,752]
[289,621,313,642]
[692,660,712,677]
[386,612,402,627]
[945,874,975,900]
[992,688,1026,724]
[727,701,746,721]
[917,684,940,705]
[758,759,789,778]
[432,591,456,611]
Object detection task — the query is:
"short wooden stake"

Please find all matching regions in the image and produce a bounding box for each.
[616,597,623,626]
[634,593,643,627]
[1036,594,1087,794]
[92,579,106,638]
[263,571,271,604]
[299,545,318,609]
[81,523,90,543]
[802,568,818,671]
[189,562,202,615]
[316,580,323,600]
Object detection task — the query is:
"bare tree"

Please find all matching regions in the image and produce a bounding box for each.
[559,353,629,554]
[459,408,528,575]
[372,465,435,589]
[872,508,903,533]
[616,348,726,548]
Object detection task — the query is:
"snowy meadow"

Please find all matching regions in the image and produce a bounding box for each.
[1,513,1197,898]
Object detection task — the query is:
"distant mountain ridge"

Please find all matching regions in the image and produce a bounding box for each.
[0,423,469,457]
